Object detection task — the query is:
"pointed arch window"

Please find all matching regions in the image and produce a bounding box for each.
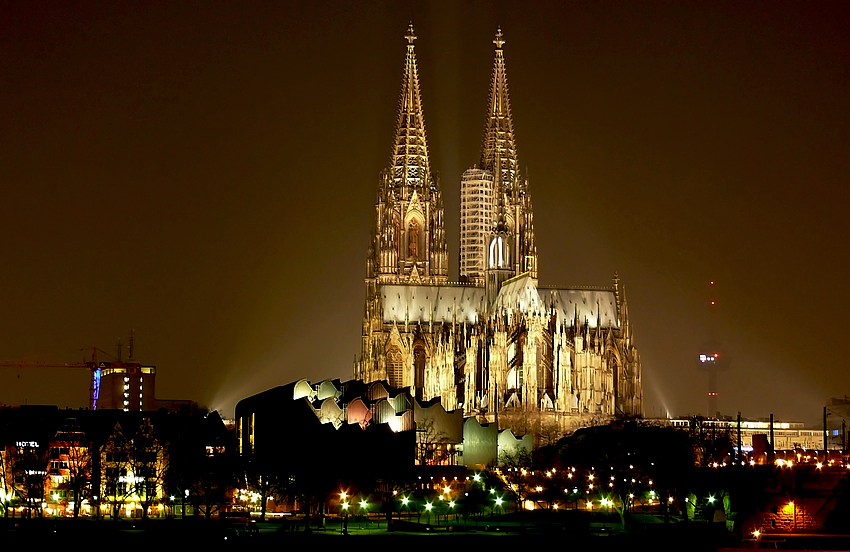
[387,346,404,389]
[413,341,426,400]
[489,236,505,268]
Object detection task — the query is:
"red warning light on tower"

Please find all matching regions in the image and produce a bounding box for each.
[697,278,730,418]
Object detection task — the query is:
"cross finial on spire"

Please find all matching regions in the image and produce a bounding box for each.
[494,28,505,50]
[405,23,417,46]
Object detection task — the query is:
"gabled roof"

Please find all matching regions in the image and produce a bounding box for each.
[539,287,619,329]
[381,284,485,324]
[378,277,618,329]
[492,273,541,313]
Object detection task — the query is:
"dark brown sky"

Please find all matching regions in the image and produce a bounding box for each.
[2,1,848,424]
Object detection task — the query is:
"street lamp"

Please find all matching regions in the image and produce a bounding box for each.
[341,501,350,535]
[358,499,368,530]
[400,496,410,522]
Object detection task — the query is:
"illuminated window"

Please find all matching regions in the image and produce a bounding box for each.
[414,342,426,399]
[237,418,242,454]
[387,345,404,389]
[249,413,255,454]
[489,236,505,268]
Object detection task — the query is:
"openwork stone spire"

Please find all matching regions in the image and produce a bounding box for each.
[480,28,518,194]
[391,23,431,194]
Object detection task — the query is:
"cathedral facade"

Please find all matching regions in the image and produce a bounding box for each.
[356,26,642,432]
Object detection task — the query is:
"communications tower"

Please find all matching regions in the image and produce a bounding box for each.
[695,280,730,418]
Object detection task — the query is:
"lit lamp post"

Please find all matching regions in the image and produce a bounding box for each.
[601,498,612,529]
[359,499,368,530]
[401,496,410,523]
[341,500,349,535]
[183,489,188,518]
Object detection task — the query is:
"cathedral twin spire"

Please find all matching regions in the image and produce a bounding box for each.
[476,28,537,282]
[481,28,519,199]
[390,24,431,196]
[369,24,447,285]
[373,25,535,285]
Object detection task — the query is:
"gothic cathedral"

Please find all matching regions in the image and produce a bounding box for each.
[357,26,642,431]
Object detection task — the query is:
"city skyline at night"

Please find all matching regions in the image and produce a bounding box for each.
[2,2,848,424]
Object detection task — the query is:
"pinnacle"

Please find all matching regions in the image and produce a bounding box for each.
[390,23,431,193]
[480,27,517,198]
[494,28,505,50]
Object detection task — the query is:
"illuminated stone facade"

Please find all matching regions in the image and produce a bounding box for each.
[358,26,643,436]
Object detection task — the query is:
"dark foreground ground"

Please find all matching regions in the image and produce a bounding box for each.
[3,516,850,551]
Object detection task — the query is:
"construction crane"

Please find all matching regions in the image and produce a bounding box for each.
[0,341,154,411]
[0,347,105,409]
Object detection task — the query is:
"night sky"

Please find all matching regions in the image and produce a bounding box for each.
[2,2,848,424]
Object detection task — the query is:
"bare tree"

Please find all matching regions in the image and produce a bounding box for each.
[127,419,167,520]
[100,423,134,520]
[496,447,534,527]
[10,442,48,518]
[0,443,12,518]
[537,419,564,448]
[244,460,280,521]
[48,428,94,519]
[415,417,453,466]
[188,449,236,520]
